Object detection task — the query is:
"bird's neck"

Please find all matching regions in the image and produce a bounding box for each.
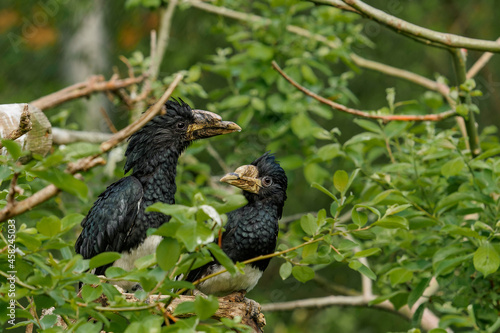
[246,195,285,219]
[133,147,183,206]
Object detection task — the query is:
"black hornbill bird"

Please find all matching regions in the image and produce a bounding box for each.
[186,152,288,296]
[75,99,240,290]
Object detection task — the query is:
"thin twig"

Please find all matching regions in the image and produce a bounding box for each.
[150,0,178,80]
[338,0,500,52]
[349,54,449,96]
[206,142,230,173]
[31,75,145,111]
[101,73,183,152]
[99,107,118,133]
[467,37,500,79]
[272,61,457,121]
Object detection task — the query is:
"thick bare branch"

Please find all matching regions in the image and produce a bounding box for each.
[262,295,446,332]
[272,61,457,121]
[44,292,265,333]
[52,128,113,145]
[31,75,145,111]
[337,0,500,52]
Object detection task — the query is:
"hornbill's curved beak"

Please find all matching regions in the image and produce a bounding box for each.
[220,165,261,194]
[186,110,241,140]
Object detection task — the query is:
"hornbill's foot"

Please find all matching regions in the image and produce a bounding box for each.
[223,290,247,302]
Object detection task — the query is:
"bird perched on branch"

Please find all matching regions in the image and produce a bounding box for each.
[75,99,240,290]
[186,152,288,296]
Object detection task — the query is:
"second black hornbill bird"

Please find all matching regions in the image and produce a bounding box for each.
[75,99,240,290]
[186,152,288,296]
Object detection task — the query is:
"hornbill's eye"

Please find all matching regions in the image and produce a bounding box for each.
[177,122,186,129]
[262,176,273,187]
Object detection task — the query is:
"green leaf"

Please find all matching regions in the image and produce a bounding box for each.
[156,238,180,272]
[207,243,236,274]
[211,194,247,214]
[351,207,368,227]
[408,277,431,309]
[473,242,500,277]
[423,91,443,109]
[353,119,382,134]
[194,295,219,320]
[311,183,338,203]
[300,213,318,236]
[173,301,195,316]
[386,87,395,111]
[81,284,103,303]
[385,204,412,216]
[304,163,329,184]
[2,139,22,160]
[301,64,318,84]
[389,267,413,286]
[429,329,448,333]
[36,216,61,237]
[441,158,465,177]
[247,42,274,61]
[302,242,318,259]
[146,203,192,216]
[31,169,88,200]
[354,247,381,258]
[373,216,409,229]
[61,213,84,230]
[134,254,156,269]
[89,252,121,270]
[292,266,315,283]
[435,192,493,213]
[333,170,349,194]
[279,262,292,280]
[317,143,341,161]
[348,260,376,280]
[40,314,58,330]
[220,95,251,109]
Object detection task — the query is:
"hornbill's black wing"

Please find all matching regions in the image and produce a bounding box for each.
[75,176,143,274]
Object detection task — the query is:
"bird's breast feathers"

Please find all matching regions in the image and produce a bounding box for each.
[196,264,263,296]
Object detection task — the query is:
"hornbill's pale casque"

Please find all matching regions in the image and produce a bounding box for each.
[75,99,240,290]
[186,152,288,296]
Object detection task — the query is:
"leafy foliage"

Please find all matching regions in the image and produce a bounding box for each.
[1,0,500,332]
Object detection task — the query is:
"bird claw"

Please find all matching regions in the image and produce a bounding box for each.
[222,290,247,302]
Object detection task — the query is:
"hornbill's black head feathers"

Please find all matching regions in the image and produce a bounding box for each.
[125,99,241,175]
[220,152,287,218]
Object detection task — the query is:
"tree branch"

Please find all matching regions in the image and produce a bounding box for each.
[451,48,481,156]
[44,292,266,333]
[349,54,449,96]
[261,295,446,332]
[30,75,145,111]
[272,61,457,121]
[0,74,183,222]
[52,128,113,145]
[184,0,450,98]
[0,105,32,150]
[337,0,500,52]
[467,37,500,79]
[100,73,183,152]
